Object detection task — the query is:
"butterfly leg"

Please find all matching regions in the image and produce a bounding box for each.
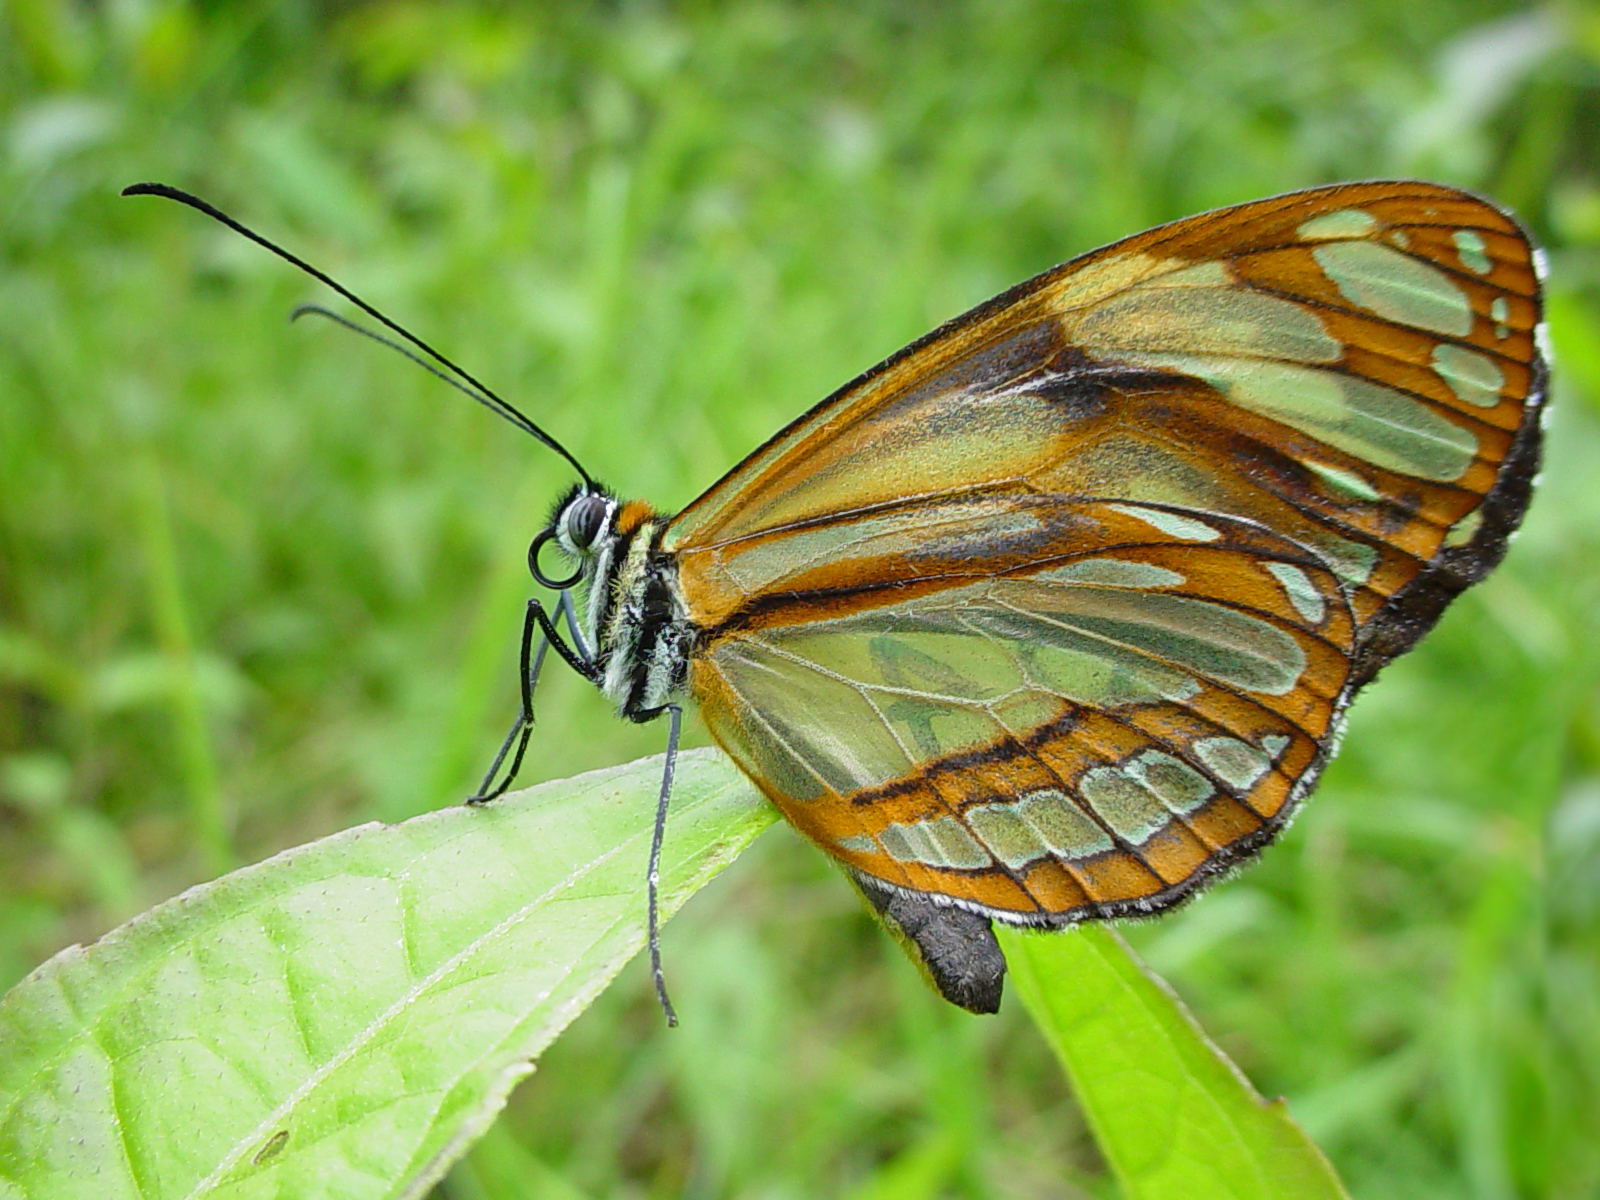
[558,588,592,661]
[466,594,593,805]
[625,701,684,1026]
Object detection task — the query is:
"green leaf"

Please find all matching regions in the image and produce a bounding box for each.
[0,749,773,1200]
[1001,924,1351,1200]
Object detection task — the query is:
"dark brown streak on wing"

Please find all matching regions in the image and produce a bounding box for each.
[843,708,1086,808]
[1017,350,1199,410]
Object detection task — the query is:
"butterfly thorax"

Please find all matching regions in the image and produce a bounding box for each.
[560,492,693,723]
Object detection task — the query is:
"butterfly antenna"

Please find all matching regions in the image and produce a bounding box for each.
[291,304,526,425]
[122,182,595,490]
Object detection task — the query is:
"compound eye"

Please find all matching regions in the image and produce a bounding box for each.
[566,494,608,549]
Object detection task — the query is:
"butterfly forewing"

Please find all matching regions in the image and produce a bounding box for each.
[666,181,1545,924]
[669,181,1543,649]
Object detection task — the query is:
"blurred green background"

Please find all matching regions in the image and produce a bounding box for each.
[3,2,1598,1197]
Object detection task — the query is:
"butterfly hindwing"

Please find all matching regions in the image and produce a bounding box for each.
[688,496,1356,922]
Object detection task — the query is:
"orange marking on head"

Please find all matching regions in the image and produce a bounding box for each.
[614,499,659,537]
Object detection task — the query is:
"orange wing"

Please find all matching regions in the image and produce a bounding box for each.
[668,181,1545,681]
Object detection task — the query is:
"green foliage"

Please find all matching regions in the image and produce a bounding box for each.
[2,1,1598,1196]
[1005,926,1348,1200]
[0,750,1355,1200]
[0,751,774,1199]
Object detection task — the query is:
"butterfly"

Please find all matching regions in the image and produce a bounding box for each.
[127,180,1547,1020]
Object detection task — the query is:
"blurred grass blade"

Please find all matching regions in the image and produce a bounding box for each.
[132,450,230,874]
[1001,924,1350,1200]
[0,749,773,1200]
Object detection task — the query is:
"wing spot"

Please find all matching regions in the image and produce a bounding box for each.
[1490,296,1511,340]
[1301,458,1381,503]
[1265,562,1327,623]
[1081,766,1170,844]
[1141,260,1233,288]
[1432,343,1505,409]
[1296,209,1379,240]
[1312,241,1474,337]
[879,816,990,869]
[1444,508,1484,548]
[1106,503,1221,542]
[1194,735,1287,792]
[968,789,1114,868]
[1452,229,1493,275]
[1072,278,1340,362]
[1306,531,1378,586]
[1036,558,1186,589]
[1123,750,1214,814]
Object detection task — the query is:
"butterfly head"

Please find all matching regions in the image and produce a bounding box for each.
[533,484,682,718]
[530,484,617,590]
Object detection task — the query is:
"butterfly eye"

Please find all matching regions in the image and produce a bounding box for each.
[565,494,609,550]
